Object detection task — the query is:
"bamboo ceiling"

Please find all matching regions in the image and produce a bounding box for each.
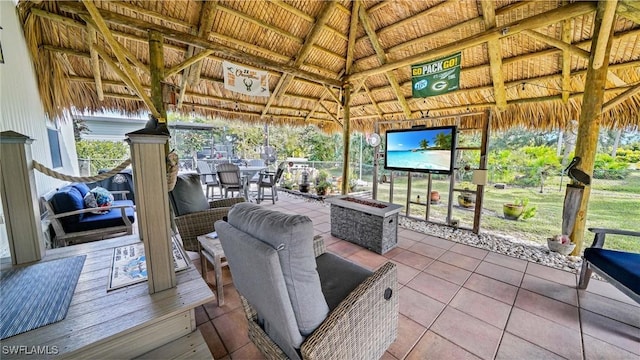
[17,0,640,133]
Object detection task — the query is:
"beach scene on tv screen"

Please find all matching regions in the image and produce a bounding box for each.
[386,128,453,171]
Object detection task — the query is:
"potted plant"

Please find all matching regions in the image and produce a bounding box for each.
[315,181,331,196]
[503,198,537,220]
[547,234,576,255]
[316,169,329,185]
[457,192,475,208]
[430,191,440,204]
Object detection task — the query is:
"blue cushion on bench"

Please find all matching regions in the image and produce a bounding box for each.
[51,186,85,224]
[71,182,91,198]
[584,248,640,295]
[63,200,135,233]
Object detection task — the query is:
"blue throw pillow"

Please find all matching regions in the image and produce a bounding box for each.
[71,182,91,198]
[51,186,85,222]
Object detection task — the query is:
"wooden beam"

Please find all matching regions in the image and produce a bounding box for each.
[345,0,360,75]
[356,1,533,67]
[81,15,150,76]
[216,4,302,44]
[165,50,214,79]
[81,0,159,118]
[91,45,135,90]
[592,0,618,69]
[355,0,454,48]
[30,8,84,28]
[149,31,167,123]
[561,16,572,103]
[87,27,104,101]
[571,0,616,255]
[105,0,192,29]
[271,0,347,41]
[261,0,338,116]
[187,1,218,86]
[305,92,330,122]
[177,1,217,108]
[347,1,597,82]
[364,83,383,118]
[481,0,507,110]
[618,0,640,24]
[602,81,640,112]
[59,2,342,88]
[319,102,340,123]
[359,5,412,118]
[341,84,352,195]
[523,29,590,59]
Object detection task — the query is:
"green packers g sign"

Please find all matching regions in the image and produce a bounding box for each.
[411,52,461,98]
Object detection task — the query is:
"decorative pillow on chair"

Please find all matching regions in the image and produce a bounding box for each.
[84,187,114,214]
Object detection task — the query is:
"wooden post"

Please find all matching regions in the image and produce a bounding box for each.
[569,1,615,255]
[126,133,176,294]
[0,131,45,264]
[372,121,379,200]
[473,112,490,233]
[341,84,352,195]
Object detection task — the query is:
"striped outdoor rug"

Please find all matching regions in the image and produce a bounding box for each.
[0,255,86,339]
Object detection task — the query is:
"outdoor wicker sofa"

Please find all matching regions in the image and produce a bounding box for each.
[216,203,398,360]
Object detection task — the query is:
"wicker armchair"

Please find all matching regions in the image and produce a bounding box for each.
[169,174,245,251]
[216,203,398,360]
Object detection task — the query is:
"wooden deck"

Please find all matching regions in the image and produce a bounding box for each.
[1,235,214,359]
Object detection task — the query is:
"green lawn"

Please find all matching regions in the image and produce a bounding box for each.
[373,171,640,252]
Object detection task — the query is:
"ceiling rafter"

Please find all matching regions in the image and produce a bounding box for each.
[346,1,597,82]
[617,0,640,24]
[87,26,104,101]
[177,1,217,108]
[358,5,412,118]
[480,0,507,110]
[80,0,159,118]
[58,1,342,88]
[270,0,347,41]
[355,1,532,68]
[31,7,342,82]
[345,0,360,76]
[561,13,572,103]
[261,0,338,117]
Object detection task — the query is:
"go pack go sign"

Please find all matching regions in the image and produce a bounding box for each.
[411,52,461,98]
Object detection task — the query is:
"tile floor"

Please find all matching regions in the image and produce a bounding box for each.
[191,195,640,359]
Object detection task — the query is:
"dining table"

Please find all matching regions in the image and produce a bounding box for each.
[237,165,267,199]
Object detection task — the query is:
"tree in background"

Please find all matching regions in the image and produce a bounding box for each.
[76,140,129,175]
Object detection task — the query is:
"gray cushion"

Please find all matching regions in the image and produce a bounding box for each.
[316,253,373,310]
[228,203,329,336]
[169,174,209,216]
[215,220,303,360]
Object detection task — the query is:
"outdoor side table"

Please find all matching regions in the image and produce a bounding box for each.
[197,232,227,306]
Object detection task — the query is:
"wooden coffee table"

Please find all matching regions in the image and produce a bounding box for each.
[197,232,227,306]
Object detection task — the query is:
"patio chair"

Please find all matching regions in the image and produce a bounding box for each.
[197,160,221,199]
[215,203,398,360]
[168,173,245,251]
[578,228,640,303]
[169,173,245,305]
[216,163,246,198]
[256,161,287,204]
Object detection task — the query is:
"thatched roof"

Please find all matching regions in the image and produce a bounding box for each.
[17,0,640,133]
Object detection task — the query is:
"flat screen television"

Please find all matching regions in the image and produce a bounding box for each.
[384,125,457,174]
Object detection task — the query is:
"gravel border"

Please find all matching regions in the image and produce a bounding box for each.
[398,216,584,273]
[280,192,584,273]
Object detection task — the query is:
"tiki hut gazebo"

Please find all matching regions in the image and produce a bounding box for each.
[14,0,640,254]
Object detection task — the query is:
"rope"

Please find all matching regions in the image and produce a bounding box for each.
[33,159,132,183]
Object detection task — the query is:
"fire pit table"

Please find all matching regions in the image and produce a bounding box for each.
[325,196,403,254]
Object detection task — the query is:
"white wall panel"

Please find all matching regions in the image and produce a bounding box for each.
[0,1,78,196]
